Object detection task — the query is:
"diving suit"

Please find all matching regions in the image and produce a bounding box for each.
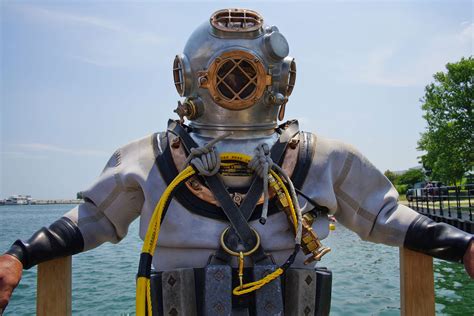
[1,8,473,316]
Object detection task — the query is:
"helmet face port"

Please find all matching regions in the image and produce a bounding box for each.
[199,50,270,111]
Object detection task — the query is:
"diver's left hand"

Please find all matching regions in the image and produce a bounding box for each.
[464,240,474,279]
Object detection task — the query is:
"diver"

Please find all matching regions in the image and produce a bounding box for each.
[1,8,473,316]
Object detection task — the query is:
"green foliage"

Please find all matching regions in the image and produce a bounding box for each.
[397,168,425,186]
[418,57,474,185]
[395,184,409,195]
[76,191,84,199]
[384,170,398,183]
[385,168,424,194]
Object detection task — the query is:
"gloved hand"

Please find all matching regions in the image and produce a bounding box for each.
[0,254,23,314]
[464,240,474,279]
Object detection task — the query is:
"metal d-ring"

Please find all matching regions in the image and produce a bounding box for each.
[220,227,261,257]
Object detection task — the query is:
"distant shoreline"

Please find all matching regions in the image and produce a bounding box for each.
[0,199,83,205]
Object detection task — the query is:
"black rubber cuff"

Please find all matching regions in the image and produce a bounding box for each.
[5,217,84,269]
[404,215,473,263]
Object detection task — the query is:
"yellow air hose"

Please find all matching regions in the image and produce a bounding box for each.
[136,153,298,315]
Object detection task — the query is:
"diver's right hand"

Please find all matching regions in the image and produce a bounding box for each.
[0,254,23,313]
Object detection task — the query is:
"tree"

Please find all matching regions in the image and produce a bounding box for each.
[418,57,473,185]
[384,170,398,183]
[385,169,424,194]
[397,168,425,186]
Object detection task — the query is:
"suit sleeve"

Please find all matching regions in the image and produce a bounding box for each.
[331,144,472,262]
[63,148,144,251]
[5,148,144,269]
[332,145,419,246]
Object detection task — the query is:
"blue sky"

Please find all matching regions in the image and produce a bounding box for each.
[1,1,472,199]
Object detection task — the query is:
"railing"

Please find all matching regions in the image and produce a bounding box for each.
[36,250,435,316]
[37,257,71,316]
[407,184,473,233]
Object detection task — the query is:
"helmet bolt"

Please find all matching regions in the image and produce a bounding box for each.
[253,58,260,63]
[269,94,276,104]
[171,137,181,148]
[215,57,221,63]
[199,76,208,86]
[215,96,221,101]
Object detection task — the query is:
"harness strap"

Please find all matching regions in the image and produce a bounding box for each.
[239,120,300,221]
[167,120,299,265]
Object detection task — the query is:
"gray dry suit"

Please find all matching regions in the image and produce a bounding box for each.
[6,127,473,316]
[65,132,419,270]
[7,129,472,271]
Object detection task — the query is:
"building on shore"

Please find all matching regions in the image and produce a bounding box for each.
[2,195,32,205]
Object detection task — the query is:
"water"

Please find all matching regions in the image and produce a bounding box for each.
[1,205,472,315]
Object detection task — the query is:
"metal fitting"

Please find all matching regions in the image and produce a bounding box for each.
[171,137,181,148]
[288,138,299,149]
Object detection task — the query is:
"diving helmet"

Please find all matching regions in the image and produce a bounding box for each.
[173,8,296,135]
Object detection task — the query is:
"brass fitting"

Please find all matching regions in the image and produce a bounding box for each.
[267,174,331,265]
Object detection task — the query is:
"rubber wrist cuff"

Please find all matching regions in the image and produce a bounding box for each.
[5,217,84,269]
[404,215,473,263]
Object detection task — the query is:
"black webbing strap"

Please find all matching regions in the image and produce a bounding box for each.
[238,120,300,220]
[167,120,299,264]
[167,121,267,262]
[167,121,258,247]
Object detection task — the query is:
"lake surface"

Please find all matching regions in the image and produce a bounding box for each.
[1,205,472,315]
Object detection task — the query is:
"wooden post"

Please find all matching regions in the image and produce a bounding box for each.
[37,256,72,316]
[400,248,435,316]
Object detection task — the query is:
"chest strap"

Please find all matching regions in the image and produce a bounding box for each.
[167,120,299,264]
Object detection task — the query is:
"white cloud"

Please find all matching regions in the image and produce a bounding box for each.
[16,5,162,43]
[457,22,474,44]
[68,54,117,68]
[14,143,109,157]
[2,151,48,160]
[358,23,473,87]
[12,4,167,68]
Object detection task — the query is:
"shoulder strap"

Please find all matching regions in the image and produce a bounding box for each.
[291,131,316,189]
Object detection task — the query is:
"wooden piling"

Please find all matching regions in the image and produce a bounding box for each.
[400,248,435,316]
[37,256,72,316]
